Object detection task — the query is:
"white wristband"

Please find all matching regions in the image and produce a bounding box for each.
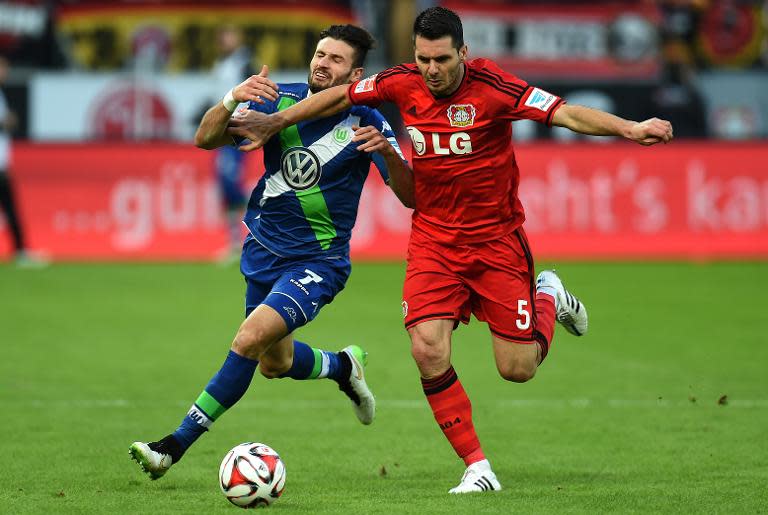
[222,89,238,112]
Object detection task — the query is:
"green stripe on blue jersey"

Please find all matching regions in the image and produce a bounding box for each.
[277,97,301,149]
[277,97,337,250]
[295,187,335,250]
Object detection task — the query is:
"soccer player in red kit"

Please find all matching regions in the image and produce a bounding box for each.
[230,7,674,494]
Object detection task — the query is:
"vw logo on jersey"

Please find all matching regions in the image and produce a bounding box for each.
[280,146,322,190]
[406,126,426,156]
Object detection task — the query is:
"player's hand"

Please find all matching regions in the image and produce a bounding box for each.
[352,125,396,156]
[226,110,282,151]
[232,65,278,104]
[628,117,674,146]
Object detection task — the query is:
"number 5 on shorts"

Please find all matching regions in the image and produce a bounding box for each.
[516,299,530,330]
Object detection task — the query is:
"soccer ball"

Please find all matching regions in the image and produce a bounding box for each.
[219,442,286,508]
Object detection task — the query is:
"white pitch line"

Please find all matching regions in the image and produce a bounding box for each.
[15,399,768,409]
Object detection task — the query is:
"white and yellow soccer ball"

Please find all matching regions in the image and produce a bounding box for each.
[219,442,286,508]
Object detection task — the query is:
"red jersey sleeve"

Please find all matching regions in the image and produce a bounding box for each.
[348,73,386,107]
[478,60,565,126]
[348,64,414,107]
[513,85,566,126]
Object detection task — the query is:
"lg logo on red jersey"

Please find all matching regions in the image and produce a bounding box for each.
[406,126,473,156]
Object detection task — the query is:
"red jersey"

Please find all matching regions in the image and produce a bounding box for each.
[348,58,564,245]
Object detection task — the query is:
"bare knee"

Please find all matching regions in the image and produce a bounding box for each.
[231,325,272,361]
[409,327,450,376]
[233,330,291,378]
[411,340,445,369]
[498,362,536,383]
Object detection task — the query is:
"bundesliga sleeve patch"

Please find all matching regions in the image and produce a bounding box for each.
[354,75,377,94]
[524,88,558,112]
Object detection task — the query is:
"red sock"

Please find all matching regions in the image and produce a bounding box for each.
[534,292,556,362]
[421,366,485,466]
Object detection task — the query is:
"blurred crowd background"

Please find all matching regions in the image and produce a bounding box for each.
[1,0,767,263]
[2,0,767,142]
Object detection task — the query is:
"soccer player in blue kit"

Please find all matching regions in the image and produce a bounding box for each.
[129,24,413,479]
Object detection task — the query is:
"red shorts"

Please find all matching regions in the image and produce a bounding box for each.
[402,227,538,343]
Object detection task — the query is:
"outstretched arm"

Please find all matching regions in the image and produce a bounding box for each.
[229,84,352,152]
[194,65,278,150]
[551,104,674,146]
[353,125,415,209]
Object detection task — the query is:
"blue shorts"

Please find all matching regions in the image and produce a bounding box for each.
[216,145,247,207]
[240,236,352,332]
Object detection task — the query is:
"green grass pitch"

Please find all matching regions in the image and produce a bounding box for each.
[1,261,766,513]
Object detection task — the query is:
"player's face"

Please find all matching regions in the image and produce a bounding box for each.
[308,37,363,94]
[414,35,467,98]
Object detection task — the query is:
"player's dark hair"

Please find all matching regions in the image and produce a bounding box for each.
[413,6,464,49]
[320,24,375,68]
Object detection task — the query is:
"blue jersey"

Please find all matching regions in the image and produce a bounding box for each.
[242,83,403,258]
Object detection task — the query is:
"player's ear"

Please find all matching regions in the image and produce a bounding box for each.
[350,67,364,82]
[458,45,468,62]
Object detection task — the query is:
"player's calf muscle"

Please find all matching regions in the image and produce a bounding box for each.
[497,361,536,383]
[493,339,539,382]
[257,360,289,379]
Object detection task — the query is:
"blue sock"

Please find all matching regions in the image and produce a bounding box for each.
[173,350,258,450]
[279,340,345,382]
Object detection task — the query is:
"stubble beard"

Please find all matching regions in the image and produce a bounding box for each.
[308,69,352,94]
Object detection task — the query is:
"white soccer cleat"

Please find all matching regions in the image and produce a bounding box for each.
[129,441,173,480]
[338,345,375,425]
[449,460,502,494]
[536,269,588,336]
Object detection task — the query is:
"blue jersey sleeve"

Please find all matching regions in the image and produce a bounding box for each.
[363,108,407,184]
[246,98,275,114]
